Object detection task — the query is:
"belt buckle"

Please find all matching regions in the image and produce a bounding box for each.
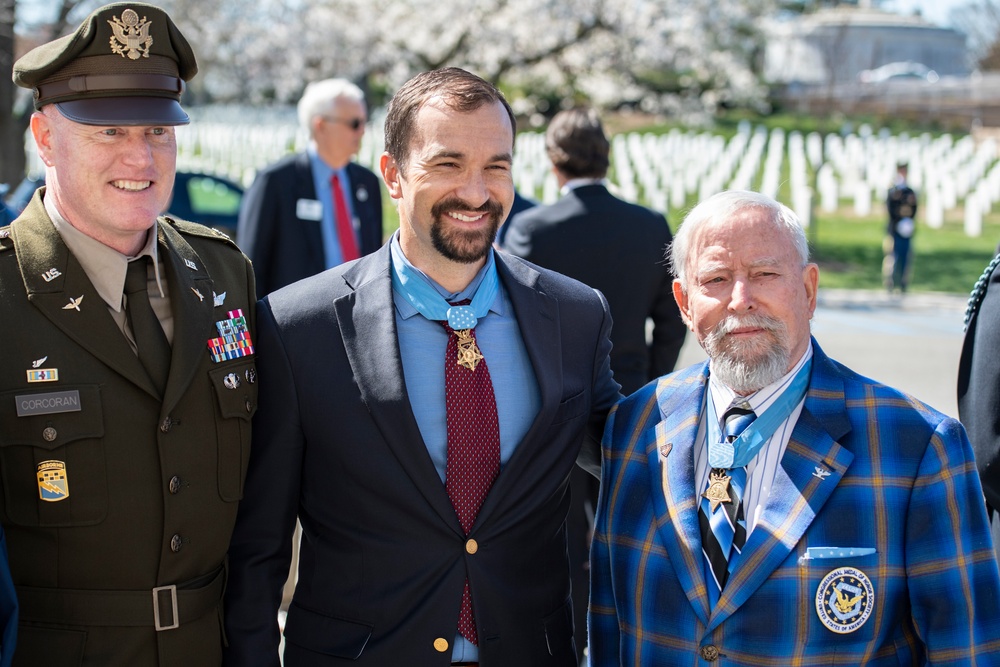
[152,584,179,631]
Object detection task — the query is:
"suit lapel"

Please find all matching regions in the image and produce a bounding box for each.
[709,344,855,630]
[472,255,562,525]
[157,223,216,413]
[335,246,462,531]
[649,364,713,625]
[11,206,155,396]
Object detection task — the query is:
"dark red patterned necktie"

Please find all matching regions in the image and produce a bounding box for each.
[442,315,500,646]
[331,173,360,262]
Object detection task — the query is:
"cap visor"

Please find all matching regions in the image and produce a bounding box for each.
[56,98,190,126]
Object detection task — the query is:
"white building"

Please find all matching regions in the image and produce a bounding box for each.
[764,5,970,86]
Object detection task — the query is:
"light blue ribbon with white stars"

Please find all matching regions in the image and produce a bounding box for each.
[389,242,498,329]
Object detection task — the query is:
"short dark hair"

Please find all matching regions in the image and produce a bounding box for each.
[384,67,516,172]
[545,107,610,179]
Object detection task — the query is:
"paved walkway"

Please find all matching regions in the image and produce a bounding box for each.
[675,288,971,418]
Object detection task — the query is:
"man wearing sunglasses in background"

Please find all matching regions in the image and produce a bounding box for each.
[237,78,384,296]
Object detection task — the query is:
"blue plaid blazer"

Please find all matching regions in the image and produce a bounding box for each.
[590,339,1000,666]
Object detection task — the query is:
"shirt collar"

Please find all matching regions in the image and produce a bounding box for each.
[560,177,606,197]
[44,192,164,312]
[388,232,503,320]
[307,144,345,180]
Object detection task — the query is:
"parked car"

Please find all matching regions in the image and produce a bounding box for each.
[2,171,244,239]
[167,171,244,240]
[857,61,939,84]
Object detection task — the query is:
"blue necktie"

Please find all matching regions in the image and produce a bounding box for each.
[700,406,756,602]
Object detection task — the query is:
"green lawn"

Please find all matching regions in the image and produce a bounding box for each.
[808,209,1000,294]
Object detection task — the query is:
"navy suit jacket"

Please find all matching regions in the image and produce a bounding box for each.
[237,152,383,296]
[592,340,1000,665]
[223,244,621,666]
[503,183,685,395]
[0,528,15,667]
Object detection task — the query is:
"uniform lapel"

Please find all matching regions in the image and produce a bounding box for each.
[709,343,855,631]
[649,364,713,626]
[335,246,462,532]
[157,223,215,413]
[11,205,155,397]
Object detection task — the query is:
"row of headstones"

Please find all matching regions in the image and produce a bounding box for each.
[158,113,1000,237]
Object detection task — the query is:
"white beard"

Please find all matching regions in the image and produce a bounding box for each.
[704,314,790,394]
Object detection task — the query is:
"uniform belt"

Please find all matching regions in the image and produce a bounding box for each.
[15,565,225,631]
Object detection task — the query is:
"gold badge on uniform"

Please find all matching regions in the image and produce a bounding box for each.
[108,9,152,60]
[37,460,70,502]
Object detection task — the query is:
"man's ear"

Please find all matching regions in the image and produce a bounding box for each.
[31,112,56,167]
[672,279,695,330]
[380,153,403,200]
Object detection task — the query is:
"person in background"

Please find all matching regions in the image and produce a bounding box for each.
[237,78,383,295]
[502,106,686,665]
[3,3,257,664]
[591,189,1000,666]
[223,67,620,666]
[883,161,918,294]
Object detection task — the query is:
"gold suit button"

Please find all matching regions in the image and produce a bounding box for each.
[465,539,478,554]
[433,637,449,653]
[700,644,720,661]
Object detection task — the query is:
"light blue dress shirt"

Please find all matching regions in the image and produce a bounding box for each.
[389,234,541,662]
[308,149,357,269]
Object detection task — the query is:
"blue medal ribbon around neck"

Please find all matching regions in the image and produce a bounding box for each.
[390,252,499,328]
[706,358,812,469]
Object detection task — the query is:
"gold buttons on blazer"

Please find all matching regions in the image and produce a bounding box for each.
[465,539,478,554]
[699,644,720,661]
[433,637,449,653]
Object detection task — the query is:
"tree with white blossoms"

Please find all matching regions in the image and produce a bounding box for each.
[3,0,777,180]
[155,0,775,119]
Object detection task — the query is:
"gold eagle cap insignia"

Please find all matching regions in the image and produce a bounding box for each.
[108,9,153,60]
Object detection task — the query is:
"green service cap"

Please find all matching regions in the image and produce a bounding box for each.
[13,2,197,126]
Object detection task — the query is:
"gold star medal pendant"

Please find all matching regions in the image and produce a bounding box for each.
[702,469,733,511]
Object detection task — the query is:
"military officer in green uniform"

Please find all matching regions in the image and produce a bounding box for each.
[1,3,257,664]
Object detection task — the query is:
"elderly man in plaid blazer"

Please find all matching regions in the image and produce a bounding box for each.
[590,189,1000,666]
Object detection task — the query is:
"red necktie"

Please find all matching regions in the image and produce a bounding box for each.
[442,316,500,646]
[331,173,360,262]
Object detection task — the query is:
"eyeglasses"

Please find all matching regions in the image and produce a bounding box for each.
[322,116,366,131]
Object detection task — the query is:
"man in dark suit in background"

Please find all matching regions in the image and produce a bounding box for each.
[224,67,621,666]
[237,78,383,295]
[502,106,686,664]
[957,252,1000,560]
[503,107,686,393]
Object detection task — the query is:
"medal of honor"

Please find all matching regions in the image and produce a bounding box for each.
[454,329,484,371]
[702,469,733,512]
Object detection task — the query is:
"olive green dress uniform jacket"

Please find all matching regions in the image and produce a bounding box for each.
[0,190,258,666]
